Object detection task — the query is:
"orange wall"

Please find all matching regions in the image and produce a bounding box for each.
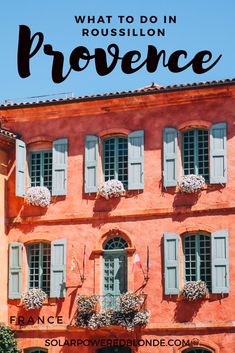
[2,84,235,352]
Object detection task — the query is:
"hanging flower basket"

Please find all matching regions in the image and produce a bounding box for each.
[25,186,51,207]
[22,288,47,310]
[77,295,98,314]
[182,280,208,301]
[179,175,205,193]
[75,293,150,331]
[99,180,125,200]
[117,292,145,314]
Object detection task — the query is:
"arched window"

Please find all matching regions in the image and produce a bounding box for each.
[103,236,128,309]
[97,347,132,353]
[103,136,128,188]
[182,128,209,181]
[183,348,212,353]
[25,349,48,353]
[183,233,211,291]
[29,150,53,191]
[27,243,51,294]
[103,236,128,250]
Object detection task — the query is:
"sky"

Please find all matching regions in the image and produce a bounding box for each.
[0,0,235,103]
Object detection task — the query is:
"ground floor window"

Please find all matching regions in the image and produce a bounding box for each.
[97,347,132,353]
[184,348,212,353]
[25,349,47,353]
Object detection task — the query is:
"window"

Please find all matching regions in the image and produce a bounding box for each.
[84,130,144,193]
[15,138,68,197]
[9,240,67,299]
[28,243,51,294]
[183,349,212,353]
[103,137,128,188]
[163,230,229,295]
[183,234,211,291]
[25,349,47,353]
[97,347,132,353]
[103,236,128,309]
[163,123,227,187]
[182,129,209,181]
[29,151,53,191]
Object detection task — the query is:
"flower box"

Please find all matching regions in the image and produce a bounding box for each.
[179,174,205,193]
[25,186,51,207]
[22,288,47,310]
[99,180,125,200]
[182,280,208,301]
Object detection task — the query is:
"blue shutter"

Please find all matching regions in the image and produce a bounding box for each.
[164,232,179,295]
[15,139,26,197]
[84,135,99,193]
[52,138,68,195]
[211,230,229,293]
[163,128,178,187]
[50,239,66,298]
[128,130,144,190]
[210,122,227,184]
[9,242,22,299]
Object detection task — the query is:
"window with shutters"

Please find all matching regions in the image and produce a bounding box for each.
[27,243,51,295]
[163,123,227,187]
[15,138,68,197]
[163,229,229,295]
[183,234,211,291]
[29,150,53,191]
[84,130,144,193]
[103,136,128,188]
[182,129,209,181]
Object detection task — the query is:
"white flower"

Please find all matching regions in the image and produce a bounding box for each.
[182,280,208,301]
[25,186,51,207]
[179,174,205,193]
[22,288,47,310]
[99,180,125,200]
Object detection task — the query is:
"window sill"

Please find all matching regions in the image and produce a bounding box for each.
[164,292,229,301]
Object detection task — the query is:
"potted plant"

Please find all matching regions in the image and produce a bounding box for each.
[25,186,51,207]
[182,280,208,301]
[22,288,47,309]
[99,180,125,199]
[0,325,20,353]
[179,174,205,193]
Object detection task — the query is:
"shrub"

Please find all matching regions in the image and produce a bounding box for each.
[0,325,20,353]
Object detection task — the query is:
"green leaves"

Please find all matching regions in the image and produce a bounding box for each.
[0,326,20,353]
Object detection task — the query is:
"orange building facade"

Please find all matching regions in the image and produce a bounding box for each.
[0,79,235,353]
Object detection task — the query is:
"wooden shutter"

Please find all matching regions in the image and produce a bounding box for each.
[210,122,227,184]
[128,130,144,190]
[163,128,178,187]
[84,135,99,193]
[52,138,68,195]
[15,139,26,197]
[9,242,23,299]
[50,239,66,297]
[164,232,179,295]
[211,229,229,293]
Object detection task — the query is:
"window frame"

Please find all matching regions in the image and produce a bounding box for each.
[102,135,128,188]
[183,233,211,291]
[29,149,53,190]
[25,349,48,353]
[27,242,51,295]
[181,128,209,181]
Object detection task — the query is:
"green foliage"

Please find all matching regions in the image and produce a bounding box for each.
[0,325,20,353]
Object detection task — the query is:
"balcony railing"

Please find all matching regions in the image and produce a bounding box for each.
[98,292,147,312]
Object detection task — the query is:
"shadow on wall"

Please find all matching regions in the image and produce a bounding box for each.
[174,299,205,322]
